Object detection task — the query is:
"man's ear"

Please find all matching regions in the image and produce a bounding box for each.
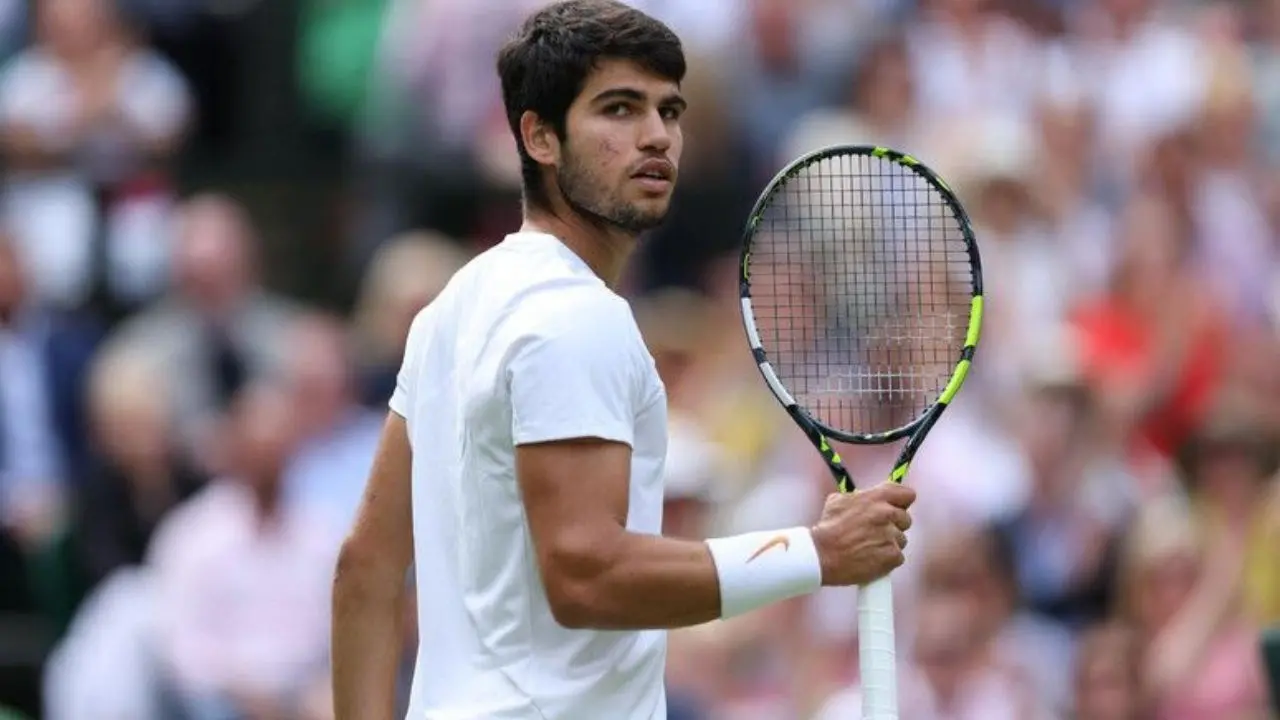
[520,110,560,167]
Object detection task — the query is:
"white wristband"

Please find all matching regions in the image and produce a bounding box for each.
[705,527,823,618]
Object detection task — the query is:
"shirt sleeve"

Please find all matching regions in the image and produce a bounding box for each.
[389,309,432,418]
[508,295,638,447]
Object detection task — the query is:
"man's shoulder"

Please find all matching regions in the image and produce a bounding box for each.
[516,280,630,327]
[498,284,638,372]
[429,233,644,363]
[477,244,633,336]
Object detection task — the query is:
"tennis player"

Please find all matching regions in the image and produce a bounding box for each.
[331,2,915,719]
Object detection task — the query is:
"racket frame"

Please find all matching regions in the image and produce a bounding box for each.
[737,144,984,719]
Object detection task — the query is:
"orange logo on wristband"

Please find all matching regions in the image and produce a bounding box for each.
[746,535,790,563]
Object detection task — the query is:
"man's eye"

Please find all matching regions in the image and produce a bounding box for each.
[606,104,632,117]
[661,106,683,121]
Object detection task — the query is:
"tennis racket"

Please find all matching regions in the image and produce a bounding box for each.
[737,145,983,719]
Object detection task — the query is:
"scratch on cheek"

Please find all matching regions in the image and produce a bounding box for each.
[598,138,620,173]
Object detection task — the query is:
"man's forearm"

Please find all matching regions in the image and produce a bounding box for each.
[331,554,407,720]
[566,533,723,630]
[553,526,822,631]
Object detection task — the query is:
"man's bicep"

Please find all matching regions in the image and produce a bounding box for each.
[342,413,413,570]
[515,439,631,568]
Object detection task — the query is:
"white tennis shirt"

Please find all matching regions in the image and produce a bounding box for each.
[390,232,670,719]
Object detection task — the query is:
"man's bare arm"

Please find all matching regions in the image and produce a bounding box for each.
[517,438,724,630]
[518,437,917,631]
[332,413,414,720]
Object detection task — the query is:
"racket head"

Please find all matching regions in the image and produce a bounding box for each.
[739,145,983,451]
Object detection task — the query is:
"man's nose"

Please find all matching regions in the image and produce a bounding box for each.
[638,109,673,153]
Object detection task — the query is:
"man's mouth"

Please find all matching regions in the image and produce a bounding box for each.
[631,159,674,184]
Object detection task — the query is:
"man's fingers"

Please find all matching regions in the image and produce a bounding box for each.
[891,508,912,532]
[873,481,917,508]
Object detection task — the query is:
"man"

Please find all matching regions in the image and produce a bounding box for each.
[101,193,302,469]
[331,3,915,719]
[150,382,336,720]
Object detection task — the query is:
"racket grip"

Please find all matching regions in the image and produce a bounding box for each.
[858,576,898,720]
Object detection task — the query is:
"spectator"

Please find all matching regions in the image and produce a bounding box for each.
[42,566,159,720]
[279,312,383,543]
[951,116,1063,415]
[0,234,95,615]
[351,0,547,250]
[148,382,337,720]
[919,523,1077,714]
[1115,495,1271,720]
[0,0,191,318]
[73,345,206,594]
[1059,0,1208,188]
[781,31,926,162]
[349,230,470,409]
[995,364,1131,629]
[1069,192,1228,472]
[1187,47,1278,332]
[1174,410,1280,626]
[1030,87,1115,301]
[906,0,1045,137]
[101,193,303,472]
[725,0,855,181]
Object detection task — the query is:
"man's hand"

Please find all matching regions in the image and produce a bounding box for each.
[810,482,915,586]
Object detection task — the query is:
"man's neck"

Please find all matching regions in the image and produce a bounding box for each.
[521,205,636,289]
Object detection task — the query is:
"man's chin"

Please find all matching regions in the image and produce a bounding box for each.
[628,200,673,231]
[625,214,670,235]
[566,193,670,234]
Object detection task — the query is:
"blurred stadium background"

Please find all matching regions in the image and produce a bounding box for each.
[1,0,1279,718]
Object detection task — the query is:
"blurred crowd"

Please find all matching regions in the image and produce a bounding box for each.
[0,0,1278,718]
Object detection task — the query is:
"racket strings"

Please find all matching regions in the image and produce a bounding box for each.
[748,153,972,435]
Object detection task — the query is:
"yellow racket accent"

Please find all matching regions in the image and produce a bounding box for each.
[819,435,844,468]
[965,295,983,349]
[939,360,971,406]
[938,296,982,406]
[889,463,909,483]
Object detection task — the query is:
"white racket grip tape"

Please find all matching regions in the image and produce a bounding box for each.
[858,576,898,719]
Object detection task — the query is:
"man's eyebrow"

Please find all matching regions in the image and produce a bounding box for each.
[663,93,688,113]
[590,88,646,105]
[590,87,688,112]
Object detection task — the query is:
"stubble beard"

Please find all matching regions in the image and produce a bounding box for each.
[557,149,670,235]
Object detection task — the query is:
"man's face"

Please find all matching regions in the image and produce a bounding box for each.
[173,201,253,316]
[554,59,685,234]
[227,385,298,486]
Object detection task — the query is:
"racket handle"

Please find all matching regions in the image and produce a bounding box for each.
[858,576,898,719]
